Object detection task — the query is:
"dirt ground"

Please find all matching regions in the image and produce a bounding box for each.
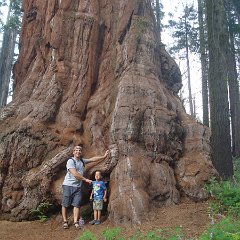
[0,198,210,240]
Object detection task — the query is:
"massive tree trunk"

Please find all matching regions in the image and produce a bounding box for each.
[0,0,217,224]
[206,0,233,178]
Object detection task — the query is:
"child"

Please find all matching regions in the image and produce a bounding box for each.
[89,170,107,225]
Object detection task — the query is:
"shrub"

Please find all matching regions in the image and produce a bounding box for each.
[102,227,123,240]
[79,230,97,240]
[204,175,240,217]
[29,202,53,222]
[199,217,240,240]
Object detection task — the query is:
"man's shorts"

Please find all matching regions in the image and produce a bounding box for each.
[93,199,103,210]
[62,185,82,208]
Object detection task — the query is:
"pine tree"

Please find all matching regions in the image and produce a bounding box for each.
[168,4,199,117]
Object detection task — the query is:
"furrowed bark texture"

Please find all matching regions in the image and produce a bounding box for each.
[0,0,217,224]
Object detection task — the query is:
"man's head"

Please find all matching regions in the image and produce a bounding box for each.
[73,146,83,159]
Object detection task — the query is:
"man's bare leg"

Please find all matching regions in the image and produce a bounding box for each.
[73,207,80,223]
[62,206,69,229]
[62,206,68,222]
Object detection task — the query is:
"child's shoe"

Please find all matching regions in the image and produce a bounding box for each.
[89,219,96,225]
[94,220,101,225]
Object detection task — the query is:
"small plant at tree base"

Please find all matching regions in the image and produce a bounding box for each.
[102,227,123,240]
[29,202,53,222]
[79,230,97,240]
[156,226,184,240]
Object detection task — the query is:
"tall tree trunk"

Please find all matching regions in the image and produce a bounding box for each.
[0,28,17,107]
[198,0,209,126]
[206,0,233,178]
[184,13,194,117]
[226,4,240,157]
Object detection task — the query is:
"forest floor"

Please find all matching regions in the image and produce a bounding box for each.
[0,198,211,240]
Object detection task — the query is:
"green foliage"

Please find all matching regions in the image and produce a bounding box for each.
[199,217,240,240]
[234,158,240,174]
[79,230,97,240]
[29,202,53,222]
[4,0,22,31]
[128,229,162,240]
[162,226,184,240]
[204,164,240,217]
[202,163,240,239]
[102,227,123,240]
[167,4,199,55]
[0,0,22,31]
[78,227,185,240]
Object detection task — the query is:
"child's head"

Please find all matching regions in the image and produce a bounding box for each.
[95,170,102,181]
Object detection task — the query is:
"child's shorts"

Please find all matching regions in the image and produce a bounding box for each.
[93,199,103,210]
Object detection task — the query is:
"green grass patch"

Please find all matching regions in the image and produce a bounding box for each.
[199,217,240,240]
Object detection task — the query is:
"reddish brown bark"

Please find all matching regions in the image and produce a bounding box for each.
[0,0,217,224]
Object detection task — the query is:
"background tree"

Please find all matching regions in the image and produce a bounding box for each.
[225,1,240,157]
[206,0,233,178]
[197,0,209,126]
[168,4,199,117]
[0,0,22,107]
[155,0,163,42]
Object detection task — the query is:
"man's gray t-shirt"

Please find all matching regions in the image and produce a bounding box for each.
[62,158,90,187]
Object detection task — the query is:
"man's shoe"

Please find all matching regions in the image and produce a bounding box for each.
[63,221,69,229]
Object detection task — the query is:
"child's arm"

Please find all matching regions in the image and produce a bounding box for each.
[103,189,107,202]
[90,189,93,201]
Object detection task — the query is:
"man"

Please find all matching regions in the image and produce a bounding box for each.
[61,145,109,229]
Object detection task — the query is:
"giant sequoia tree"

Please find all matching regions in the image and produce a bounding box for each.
[0,0,217,224]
